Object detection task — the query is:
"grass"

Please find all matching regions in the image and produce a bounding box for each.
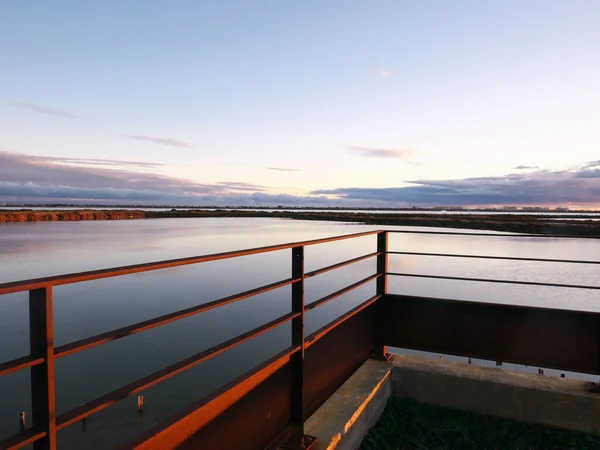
[359,397,600,450]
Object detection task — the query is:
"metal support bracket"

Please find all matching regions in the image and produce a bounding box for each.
[371,351,392,361]
[281,434,317,450]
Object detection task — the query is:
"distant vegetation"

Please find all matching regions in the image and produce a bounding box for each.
[0,210,145,222]
[1,209,599,237]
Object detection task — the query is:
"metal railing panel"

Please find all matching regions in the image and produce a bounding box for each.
[54,277,298,359]
[380,294,600,375]
[388,272,600,290]
[0,355,44,378]
[304,300,379,418]
[389,251,600,265]
[304,273,380,312]
[122,346,299,450]
[55,311,298,430]
[0,231,380,296]
[2,228,600,449]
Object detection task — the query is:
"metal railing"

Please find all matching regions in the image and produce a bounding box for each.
[0,230,384,450]
[1,228,599,450]
[387,229,600,291]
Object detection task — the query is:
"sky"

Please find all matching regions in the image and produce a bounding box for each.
[1,1,600,208]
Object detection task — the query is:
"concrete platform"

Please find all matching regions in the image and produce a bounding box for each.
[304,359,392,450]
[391,354,600,434]
[303,353,600,450]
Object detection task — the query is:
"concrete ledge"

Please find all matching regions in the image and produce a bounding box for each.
[304,359,392,450]
[302,354,600,450]
[390,354,600,433]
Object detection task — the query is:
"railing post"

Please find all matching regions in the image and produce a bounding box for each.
[376,231,388,296]
[29,287,56,450]
[374,231,391,360]
[283,245,316,449]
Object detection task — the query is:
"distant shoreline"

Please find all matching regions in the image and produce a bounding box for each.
[1,209,600,237]
[1,205,598,213]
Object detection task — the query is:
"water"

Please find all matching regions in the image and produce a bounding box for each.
[1,217,599,447]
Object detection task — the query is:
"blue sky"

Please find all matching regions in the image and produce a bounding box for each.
[2,1,600,207]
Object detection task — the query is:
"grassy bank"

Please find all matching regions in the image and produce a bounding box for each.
[360,397,600,450]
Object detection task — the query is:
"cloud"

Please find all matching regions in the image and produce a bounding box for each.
[34,155,163,169]
[312,165,600,207]
[215,181,267,192]
[346,146,415,160]
[265,167,300,172]
[0,151,333,206]
[574,169,600,179]
[10,102,79,119]
[0,181,333,207]
[379,69,391,77]
[583,160,600,169]
[513,165,539,170]
[0,151,216,194]
[124,135,195,148]
[6,151,599,208]
[0,181,198,202]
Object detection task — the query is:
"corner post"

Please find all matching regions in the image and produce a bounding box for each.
[283,246,316,449]
[374,231,391,360]
[376,231,388,296]
[29,287,57,450]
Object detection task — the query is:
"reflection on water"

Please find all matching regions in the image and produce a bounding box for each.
[1,218,599,447]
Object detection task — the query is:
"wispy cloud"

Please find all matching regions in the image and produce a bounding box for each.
[35,155,163,169]
[265,167,300,172]
[215,181,266,192]
[379,69,391,78]
[346,145,415,160]
[513,165,539,170]
[124,135,195,148]
[10,102,79,119]
[583,160,600,169]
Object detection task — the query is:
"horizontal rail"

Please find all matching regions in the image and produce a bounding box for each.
[0,427,46,450]
[387,230,594,238]
[304,252,381,278]
[305,273,380,311]
[55,277,298,358]
[388,272,600,290]
[305,294,382,348]
[123,344,301,449]
[56,311,299,430]
[389,251,600,265]
[0,354,44,377]
[0,230,380,296]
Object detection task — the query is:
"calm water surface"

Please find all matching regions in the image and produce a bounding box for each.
[1,217,599,448]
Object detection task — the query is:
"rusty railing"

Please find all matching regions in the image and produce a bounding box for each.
[1,229,599,450]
